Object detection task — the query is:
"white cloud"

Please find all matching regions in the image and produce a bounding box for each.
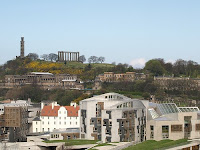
[166,59,175,64]
[129,58,146,69]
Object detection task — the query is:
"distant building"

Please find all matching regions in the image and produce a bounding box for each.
[4,72,84,90]
[32,101,80,133]
[154,76,200,91]
[97,72,147,82]
[58,51,80,62]
[80,93,146,143]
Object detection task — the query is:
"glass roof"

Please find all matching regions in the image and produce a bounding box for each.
[178,107,199,112]
[157,103,180,115]
[148,108,159,119]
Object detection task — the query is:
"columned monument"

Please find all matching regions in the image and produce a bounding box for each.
[58,51,80,62]
[20,37,25,58]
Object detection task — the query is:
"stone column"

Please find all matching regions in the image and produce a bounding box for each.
[70,53,72,61]
[64,52,66,61]
[62,52,64,61]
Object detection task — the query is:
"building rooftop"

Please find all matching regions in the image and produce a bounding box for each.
[41,105,79,117]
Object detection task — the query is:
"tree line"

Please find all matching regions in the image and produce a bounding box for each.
[27,53,105,64]
[144,58,200,78]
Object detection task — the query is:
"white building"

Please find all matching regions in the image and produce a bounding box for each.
[80,93,146,143]
[80,92,200,143]
[32,101,80,133]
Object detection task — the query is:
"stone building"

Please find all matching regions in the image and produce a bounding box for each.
[4,72,84,90]
[58,51,80,62]
[97,72,147,82]
[154,76,200,91]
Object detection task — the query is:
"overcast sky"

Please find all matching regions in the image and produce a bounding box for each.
[0,0,200,68]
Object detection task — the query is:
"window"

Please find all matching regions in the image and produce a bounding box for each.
[42,121,44,125]
[36,128,38,132]
[48,128,50,132]
[70,122,71,125]
[36,121,37,125]
[162,126,169,139]
[59,117,61,119]
[64,117,66,119]
[76,122,77,125]
[54,121,56,125]
[48,121,49,125]
[171,125,182,132]
[59,121,61,125]
[43,128,44,132]
[64,122,66,125]
[150,125,154,131]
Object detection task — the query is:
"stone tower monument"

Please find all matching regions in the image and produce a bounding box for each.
[20,37,25,58]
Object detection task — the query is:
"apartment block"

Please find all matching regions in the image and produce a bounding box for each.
[80,93,146,143]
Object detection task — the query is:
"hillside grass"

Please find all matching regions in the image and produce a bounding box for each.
[124,139,189,150]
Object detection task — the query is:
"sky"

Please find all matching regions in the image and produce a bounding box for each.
[0,0,200,68]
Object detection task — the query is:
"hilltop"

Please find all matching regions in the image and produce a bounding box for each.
[0,57,115,81]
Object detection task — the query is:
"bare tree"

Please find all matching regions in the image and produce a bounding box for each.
[48,53,58,62]
[88,56,98,63]
[40,54,48,61]
[79,55,86,63]
[27,53,39,60]
[98,56,105,63]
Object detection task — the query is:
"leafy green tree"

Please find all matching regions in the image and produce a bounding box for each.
[145,59,165,76]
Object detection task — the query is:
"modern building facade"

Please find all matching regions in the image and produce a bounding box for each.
[146,102,200,141]
[80,93,147,143]
[80,92,200,143]
[4,72,84,90]
[0,100,30,142]
[32,101,80,133]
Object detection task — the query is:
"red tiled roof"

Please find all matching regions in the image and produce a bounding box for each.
[65,106,80,117]
[40,105,79,117]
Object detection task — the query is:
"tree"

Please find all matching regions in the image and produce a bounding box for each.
[48,53,58,62]
[40,54,49,61]
[145,59,165,76]
[88,56,98,63]
[79,55,86,63]
[98,56,105,63]
[27,53,39,60]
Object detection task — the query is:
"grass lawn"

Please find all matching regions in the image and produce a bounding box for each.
[124,139,189,150]
[44,139,99,146]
